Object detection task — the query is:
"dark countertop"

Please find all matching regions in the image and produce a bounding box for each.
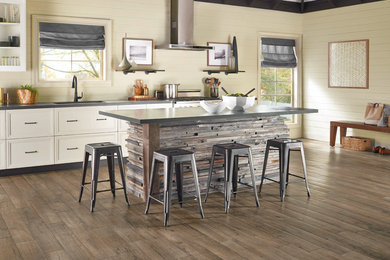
[0,100,172,110]
[0,97,220,110]
[100,106,318,124]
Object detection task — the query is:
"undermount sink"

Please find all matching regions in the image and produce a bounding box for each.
[54,101,105,104]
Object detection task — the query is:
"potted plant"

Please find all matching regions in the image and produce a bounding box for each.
[16,84,38,104]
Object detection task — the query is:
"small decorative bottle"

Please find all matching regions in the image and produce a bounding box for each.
[143,84,149,96]
[228,50,235,71]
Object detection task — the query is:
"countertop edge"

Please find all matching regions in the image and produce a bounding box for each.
[0,100,172,110]
[99,108,319,124]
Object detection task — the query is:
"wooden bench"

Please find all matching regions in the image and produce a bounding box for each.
[330,121,390,146]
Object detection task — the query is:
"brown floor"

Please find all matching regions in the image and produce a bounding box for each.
[0,140,389,259]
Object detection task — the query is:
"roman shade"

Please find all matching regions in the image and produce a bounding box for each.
[39,22,105,50]
[261,38,297,68]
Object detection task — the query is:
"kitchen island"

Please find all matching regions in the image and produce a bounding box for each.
[100,106,318,200]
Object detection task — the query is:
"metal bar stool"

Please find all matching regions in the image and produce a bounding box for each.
[204,143,260,213]
[144,148,204,227]
[259,138,311,202]
[78,142,130,212]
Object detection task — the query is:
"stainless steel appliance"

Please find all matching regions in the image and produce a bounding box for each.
[163,84,180,99]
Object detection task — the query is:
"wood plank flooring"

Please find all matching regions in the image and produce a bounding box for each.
[0,139,389,259]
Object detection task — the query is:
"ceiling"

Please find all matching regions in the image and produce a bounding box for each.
[195,0,384,13]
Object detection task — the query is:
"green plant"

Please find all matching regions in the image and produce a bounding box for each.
[20,84,39,97]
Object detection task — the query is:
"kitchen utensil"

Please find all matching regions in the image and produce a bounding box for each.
[134,86,143,95]
[221,87,229,95]
[222,96,255,111]
[163,84,180,99]
[154,90,164,99]
[210,87,219,98]
[244,88,256,97]
[200,100,226,114]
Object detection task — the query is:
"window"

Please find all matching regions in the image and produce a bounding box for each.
[259,36,300,122]
[40,49,103,81]
[32,15,111,87]
[260,67,293,107]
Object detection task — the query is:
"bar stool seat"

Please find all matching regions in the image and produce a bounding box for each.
[204,143,260,213]
[145,148,204,227]
[259,138,311,202]
[78,142,130,212]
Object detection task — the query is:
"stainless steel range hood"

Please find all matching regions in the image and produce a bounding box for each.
[158,0,212,51]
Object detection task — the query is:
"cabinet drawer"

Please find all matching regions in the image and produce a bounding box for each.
[0,111,5,140]
[117,104,147,131]
[7,137,54,169]
[0,140,5,170]
[55,133,117,164]
[6,109,54,139]
[55,106,117,135]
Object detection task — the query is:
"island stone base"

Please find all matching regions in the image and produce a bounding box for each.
[124,116,289,200]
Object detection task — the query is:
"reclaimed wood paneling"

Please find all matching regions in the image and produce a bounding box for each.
[125,116,289,199]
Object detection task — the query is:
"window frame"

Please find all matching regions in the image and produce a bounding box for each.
[258,33,302,129]
[32,15,112,88]
[260,67,294,106]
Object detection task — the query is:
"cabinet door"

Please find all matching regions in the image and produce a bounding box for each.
[7,137,54,169]
[55,106,117,135]
[0,111,5,140]
[6,108,54,139]
[117,104,147,131]
[55,133,117,164]
[0,140,5,170]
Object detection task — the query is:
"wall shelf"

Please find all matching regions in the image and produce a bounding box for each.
[116,69,165,75]
[0,22,20,25]
[0,0,26,72]
[203,70,245,75]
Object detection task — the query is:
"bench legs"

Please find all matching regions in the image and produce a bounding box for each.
[330,124,347,147]
[330,125,338,147]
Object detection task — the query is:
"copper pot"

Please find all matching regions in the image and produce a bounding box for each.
[17,89,37,104]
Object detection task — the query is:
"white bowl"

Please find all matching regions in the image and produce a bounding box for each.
[200,100,226,114]
[222,96,256,111]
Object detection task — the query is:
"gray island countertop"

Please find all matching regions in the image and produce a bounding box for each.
[99,105,318,124]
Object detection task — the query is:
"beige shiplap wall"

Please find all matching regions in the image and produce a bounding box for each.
[0,0,302,104]
[302,0,390,146]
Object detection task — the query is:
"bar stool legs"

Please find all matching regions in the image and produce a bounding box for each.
[191,154,205,219]
[205,144,259,213]
[259,139,311,202]
[300,145,311,197]
[145,149,204,227]
[78,151,90,203]
[78,143,130,212]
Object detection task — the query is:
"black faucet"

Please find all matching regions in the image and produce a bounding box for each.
[72,75,83,102]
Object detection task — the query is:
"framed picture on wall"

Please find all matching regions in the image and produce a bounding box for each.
[207,42,231,67]
[328,39,369,89]
[123,38,153,65]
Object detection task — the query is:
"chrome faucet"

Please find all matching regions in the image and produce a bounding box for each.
[72,75,83,102]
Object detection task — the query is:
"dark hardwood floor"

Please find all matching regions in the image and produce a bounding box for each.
[0,140,389,259]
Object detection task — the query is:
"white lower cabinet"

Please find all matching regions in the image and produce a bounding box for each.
[55,106,117,135]
[55,133,117,164]
[6,108,54,139]
[0,111,5,140]
[7,137,54,169]
[0,140,5,170]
